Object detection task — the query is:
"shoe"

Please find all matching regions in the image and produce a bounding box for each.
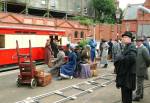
[140,95,143,99]
[70,76,73,79]
[144,76,149,80]
[102,64,108,68]
[132,97,140,101]
[56,76,63,80]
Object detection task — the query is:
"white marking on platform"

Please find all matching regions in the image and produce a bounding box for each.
[0,70,19,77]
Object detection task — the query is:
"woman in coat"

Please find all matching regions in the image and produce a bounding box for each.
[44,39,53,65]
[59,45,77,79]
[89,39,97,62]
[100,40,109,68]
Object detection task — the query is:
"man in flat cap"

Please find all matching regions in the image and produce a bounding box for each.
[114,31,137,103]
[133,36,150,101]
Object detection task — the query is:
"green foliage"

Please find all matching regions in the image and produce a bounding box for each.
[0,1,2,11]
[92,0,116,24]
[71,16,94,26]
[79,39,89,48]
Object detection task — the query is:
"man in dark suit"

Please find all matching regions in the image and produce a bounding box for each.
[114,31,137,103]
[133,36,150,101]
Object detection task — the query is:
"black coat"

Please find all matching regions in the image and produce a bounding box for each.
[114,43,137,90]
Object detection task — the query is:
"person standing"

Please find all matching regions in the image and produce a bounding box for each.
[44,39,53,65]
[50,38,59,58]
[132,36,150,101]
[89,38,97,62]
[112,40,122,62]
[143,36,150,80]
[114,31,137,103]
[100,40,109,68]
[108,39,113,60]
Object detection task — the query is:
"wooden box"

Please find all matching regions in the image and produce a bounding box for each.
[37,73,52,87]
[91,70,98,77]
[90,63,97,70]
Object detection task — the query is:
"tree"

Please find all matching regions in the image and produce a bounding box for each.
[92,0,116,24]
[0,1,2,11]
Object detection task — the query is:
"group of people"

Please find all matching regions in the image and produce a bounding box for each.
[44,37,97,80]
[44,32,150,103]
[114,31,150,103]
[98,38,124,68]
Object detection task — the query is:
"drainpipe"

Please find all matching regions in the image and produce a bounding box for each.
[138,6,150,13]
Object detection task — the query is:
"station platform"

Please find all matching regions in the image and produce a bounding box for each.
[0,61,149,103]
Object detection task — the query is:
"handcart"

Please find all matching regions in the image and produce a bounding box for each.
[16,40,37,88]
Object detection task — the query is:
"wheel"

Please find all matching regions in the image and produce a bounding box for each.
[16,78,21,87]
[31,78,37,88]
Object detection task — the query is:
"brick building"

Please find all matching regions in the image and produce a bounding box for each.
[0,0,150,44]
[121,0,150,37]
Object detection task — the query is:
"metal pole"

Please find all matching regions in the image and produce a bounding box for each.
[4,0,7,13]
[25,0,29,15]
[141,11,144,36]
[81,0,83,16]
[93,24,96,41]
[47,0,50,17]
[117,21,119,40]
[66,0,68,20]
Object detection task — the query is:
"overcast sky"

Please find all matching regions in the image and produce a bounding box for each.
[118,0,146,9]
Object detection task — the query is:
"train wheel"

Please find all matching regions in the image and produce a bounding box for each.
[16,78,21,87]
[31,78,37,88]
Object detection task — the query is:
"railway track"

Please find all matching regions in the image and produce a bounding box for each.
[16,74,115,103]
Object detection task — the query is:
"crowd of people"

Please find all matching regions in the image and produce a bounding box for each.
[98,31,150,103]
[44,32,150,103]
[44,36,97,80]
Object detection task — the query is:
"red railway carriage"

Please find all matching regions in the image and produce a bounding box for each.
[0,26,66,66]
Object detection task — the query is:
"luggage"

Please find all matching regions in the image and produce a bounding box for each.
[80,64,91,79]
[37,73,52,87]
[90,63,98,77]
[91,70,98,77]
[90,63,97,70]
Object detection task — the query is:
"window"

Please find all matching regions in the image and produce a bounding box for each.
[80,31,84,38]
[0,35,5,48]
[74,31,78,38]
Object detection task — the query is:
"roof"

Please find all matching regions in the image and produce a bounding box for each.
[123,3,143,20]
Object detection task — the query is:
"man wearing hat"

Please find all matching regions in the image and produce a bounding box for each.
[114,31,137,103]
[133,36,150,101]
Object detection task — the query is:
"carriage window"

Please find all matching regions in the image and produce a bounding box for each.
[0,35,5,48]
[74,31,78,38]
[80,31,84,38]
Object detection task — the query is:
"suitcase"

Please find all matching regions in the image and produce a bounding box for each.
[37,73,52,87]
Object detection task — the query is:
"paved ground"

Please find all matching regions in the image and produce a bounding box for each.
[0,61,150,103]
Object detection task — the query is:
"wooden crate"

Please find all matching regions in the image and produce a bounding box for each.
[90,63,97,70]
[91,70,98,77]
[37,73,52,87]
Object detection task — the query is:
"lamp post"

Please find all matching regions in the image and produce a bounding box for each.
[115,9,121,40]
[93,24,96,41]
